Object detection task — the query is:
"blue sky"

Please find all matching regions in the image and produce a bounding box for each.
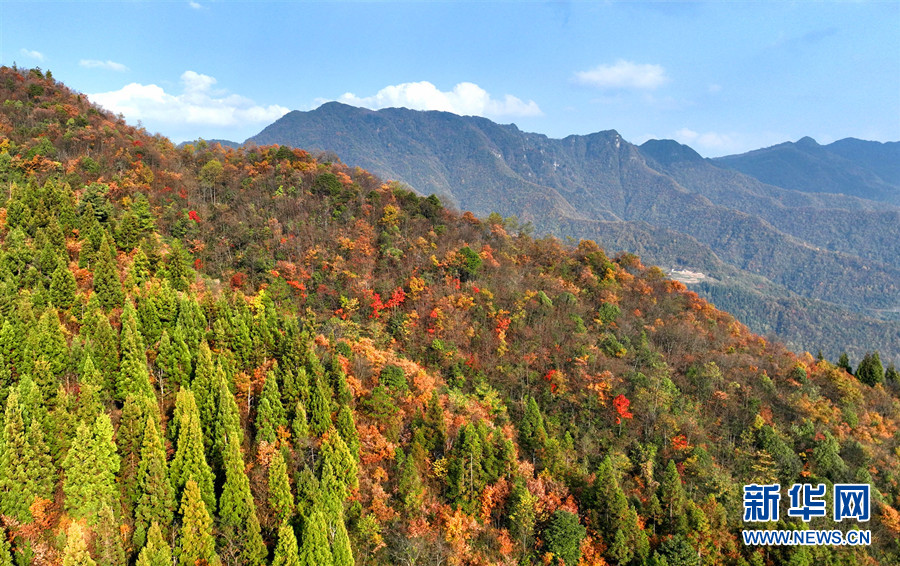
[2,1,897,156]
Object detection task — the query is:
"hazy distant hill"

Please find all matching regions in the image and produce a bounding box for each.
[714,137,900,205]
[247,103,900,361]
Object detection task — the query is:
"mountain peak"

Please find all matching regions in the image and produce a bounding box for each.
[639,139,704,166]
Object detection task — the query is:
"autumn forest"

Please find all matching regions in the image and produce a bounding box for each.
[0,66,898,566]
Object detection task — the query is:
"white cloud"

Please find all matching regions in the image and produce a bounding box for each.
[80,59,129,72]
[573,60,668,90]
[20,48,45,61]
[335,81,542,118]
[189,1,203,9]
[88,71,289,128]
[674,128,739,152]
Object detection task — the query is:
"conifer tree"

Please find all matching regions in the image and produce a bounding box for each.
[135,523,173,566]
[118,394,154,506]
[191,340,217,453]
[272,522,301,566]
[128,247,152,289]
[856,351,885,386]
[268,449,295,525]
[49,261,77,309]
[292,399,309,442]
[213,366,243,468]
[0,390,41,520]
[133,414,176,550]
[256,371,287,445]
[309,373,333,435]
[84,311,119,397]
[62,414,120,520]
[95,504,126,566]
[29,309,69,384]
[93,234,123,310]
[176,479,220,566]
[169,388,216,512]
[61,522,97,566]
[0,526,11,566]
[157,327,192,388]
[660,460,688,535]
[335,404,360,461]
[519,396,547,463]
[332,512,355,566]
[117,299,154,400]
[298,509,334,566]
[218,435,266,564]
[77,354,104,423]
[166,240,191,292]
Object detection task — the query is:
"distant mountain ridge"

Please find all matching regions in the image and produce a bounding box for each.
[713,137,900,204]
[247,103,900,361]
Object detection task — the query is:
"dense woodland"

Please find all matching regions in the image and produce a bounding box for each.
[0,66,898,565]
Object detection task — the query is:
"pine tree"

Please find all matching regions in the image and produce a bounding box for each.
[93,234,123,310]
[886,363,900,383]
[335,404,360,461]
[157,327,192,389]
[268,449,295,526]
[128,247,152,289]
[118,394,155,507]
[191,340,217,454]
[166,240,191,292]
[29,309,69,386]
[272,522,301,566]
[519,396,547,463]
[61,522,97,566]
[856,351,885,386]
[62,414,119,520]
[332,512,355,566]
[77,354,104,423]
[133,414,176,550]
[256,371,287,444]
[95,504,126,566]
[176,479,220,566]
[117,299,154,400]
[0,390,40,520]
[169,388,216,512]
[135,522,173,566]
[837,352,853,374]
[309,373,333,435]
[0,526,12,566]
[660,460,688,535]
[213,366,243,469]
[218,435,266,565]
[395,448,423,513]
[292,399,309,441]
[298,509,334,566]
[84,311,119,397]
[49,261,77,309]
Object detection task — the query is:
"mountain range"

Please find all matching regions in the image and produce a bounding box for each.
[238,103,900,363]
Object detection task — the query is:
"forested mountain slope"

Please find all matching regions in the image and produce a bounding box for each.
[247,103,900,363]
[1,66,899,565]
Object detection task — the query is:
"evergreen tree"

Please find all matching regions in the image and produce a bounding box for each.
[62,414,119,520]
[213,365,243,470]
[84,311,119,397]
[218,435,266,565]
[135,523,173,566]
[166,240,191,292]
[95,504,126,566]
[176,479,220,566]
[886,363,899,383]
[272,522,301,566]
[298,509,333,566]
[659,460,688,535]
[49,261,77,309]
[117,299,154,400]
[837,353,853,374]
[128,247,152,289]
[0,390,44,520]
[61,522,97,566]
[256,371,287,445]
[169,388,216,512]
[77,354,104,423]
[29,309,69,386]
[587,456,628,541]
[0,526,11,566]
[309,373,333,435]
[335,405,360,462]
[133,413,176,551]
[268,449,295,526]
[421,391,446,456]
[543,509,586,566]
[292,399,309,441]
[519,396,547,463]
[332,513,355,566]
[508,478,537,555]
[157,327,192,388]
[191,340,217,454]
[856,351,885,386]
[395,447,424,513]
[93,234,123,310]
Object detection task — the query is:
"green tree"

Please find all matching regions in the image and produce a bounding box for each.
[543,509,586,566]
[272,522,301,566]
[176,479,220,566]
[298,509,334,566]
[508,478,536,556]
[0,526,11,566]
[256,371,287,445]
[169,388,216,512]
[218,436,266,564]
[133,414,176,550]
[62,414,119,520]
[886,363,900,383]
[856,351,885,386]
[95,504,126,566]
[157,328,192,389]
[519,396,547,464]
[0,389,50,520]
[332,512,355,566]
[309,373,333,435]
[659,460,688,535]
[49,261,77,309]
[166,240,191,292]
[135,522,173,566]
[335,405,360,462]
[268,449,295,526]
[92,234,123,310]
[61,522,97,566]
[117,300,154,400]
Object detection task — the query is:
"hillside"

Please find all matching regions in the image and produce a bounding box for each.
[713,138,900,205]
[1,66,899,565]
[247,103,900,363]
